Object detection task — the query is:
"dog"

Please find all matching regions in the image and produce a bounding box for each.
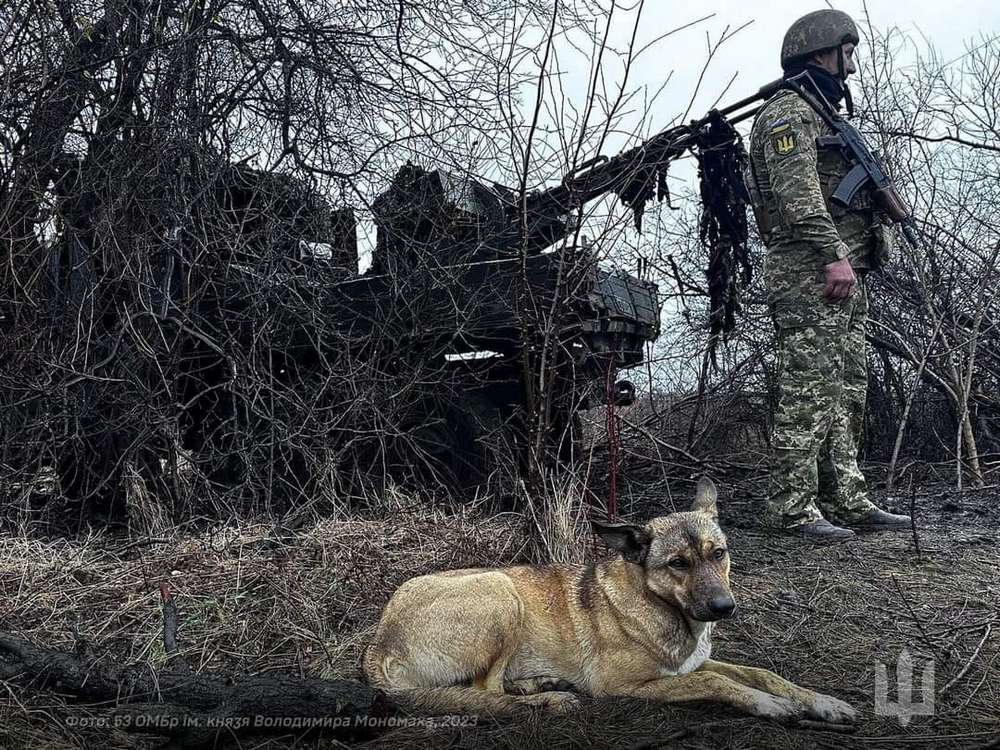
[363,477,857,724]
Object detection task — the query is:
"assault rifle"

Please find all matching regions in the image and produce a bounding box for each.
[784,73,921,249]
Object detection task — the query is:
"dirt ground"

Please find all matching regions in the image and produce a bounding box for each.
[0,476,997,750]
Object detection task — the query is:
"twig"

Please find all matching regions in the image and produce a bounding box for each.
[159,582,190,672]
[909,476,921,561]
[617,415,705,466]
[939,623,992,698]
[953,655,995,714]
[968,733,1000,750]
[120,537,173,553]
[890,574,941,658]
[631,719,743,748]
[796,720,856,733]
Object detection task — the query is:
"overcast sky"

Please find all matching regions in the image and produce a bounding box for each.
[538,1,999,156]
[359,2,999,270]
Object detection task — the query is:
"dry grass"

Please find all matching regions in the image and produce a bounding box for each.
[1,479,998,750]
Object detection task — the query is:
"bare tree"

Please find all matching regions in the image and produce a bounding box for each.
[0,0,610,521]
[858,26,1000,488]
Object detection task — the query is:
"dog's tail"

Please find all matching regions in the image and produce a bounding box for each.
[364,647,573,718]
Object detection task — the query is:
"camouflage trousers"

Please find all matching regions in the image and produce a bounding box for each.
[765,264,876,527]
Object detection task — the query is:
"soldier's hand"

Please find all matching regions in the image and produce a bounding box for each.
[823,258,856,302]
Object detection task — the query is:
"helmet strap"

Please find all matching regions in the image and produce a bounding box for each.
[797,70,836,113]
[836,46,856,117]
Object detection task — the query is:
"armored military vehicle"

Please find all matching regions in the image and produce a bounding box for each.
[174,159,661,496]
[36,83,763,507]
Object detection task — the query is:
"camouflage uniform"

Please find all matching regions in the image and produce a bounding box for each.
[747,88,892,528]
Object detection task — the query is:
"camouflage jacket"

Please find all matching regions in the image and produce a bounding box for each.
[746,88,887,272]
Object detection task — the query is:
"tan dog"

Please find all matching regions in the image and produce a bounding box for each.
[364,478,856,724]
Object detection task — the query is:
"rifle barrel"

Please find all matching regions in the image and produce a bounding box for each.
[727,105,763,127]
[716,77,784,118]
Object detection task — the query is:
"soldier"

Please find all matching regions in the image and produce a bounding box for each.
[746,9,911,540]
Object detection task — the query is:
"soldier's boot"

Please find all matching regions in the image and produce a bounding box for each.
[767,449,844,539]
[784,518,856,541]
[843,508,911,531]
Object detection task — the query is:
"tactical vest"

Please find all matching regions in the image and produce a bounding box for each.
[747,89,891,270]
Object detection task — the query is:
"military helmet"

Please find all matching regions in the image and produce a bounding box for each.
[780,9,859,69]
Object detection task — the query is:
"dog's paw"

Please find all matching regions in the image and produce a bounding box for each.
[808,693,857,724]
[749,691,807,722]
[520,690,581,714]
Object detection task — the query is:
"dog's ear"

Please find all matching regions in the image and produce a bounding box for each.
[690,476,718,518]
[592,520,651,564]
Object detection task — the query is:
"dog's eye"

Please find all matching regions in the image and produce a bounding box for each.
[667,557,689,570]
[713,548,727,560]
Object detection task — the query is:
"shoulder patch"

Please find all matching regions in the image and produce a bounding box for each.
[769,122,798,157]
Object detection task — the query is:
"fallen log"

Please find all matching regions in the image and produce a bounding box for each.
[0,583,397,746]
[0,631,395,744]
